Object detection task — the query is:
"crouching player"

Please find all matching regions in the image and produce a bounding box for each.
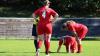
[57,35,77,53]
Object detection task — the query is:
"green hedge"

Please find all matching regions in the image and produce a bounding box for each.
[0,0,100,17]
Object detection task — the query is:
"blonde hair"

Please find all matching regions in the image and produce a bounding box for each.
[44,0,51,5]
[66,20,76,24]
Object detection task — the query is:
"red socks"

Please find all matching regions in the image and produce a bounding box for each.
[37,40,42,49]
[37,39,50,54]
[44,40,50,54]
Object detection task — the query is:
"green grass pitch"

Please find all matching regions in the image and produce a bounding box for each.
[0,40,100,56]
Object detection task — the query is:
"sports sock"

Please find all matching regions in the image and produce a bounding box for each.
[34,40,38,51]
[37,40,42,49]
[44,40,50,54]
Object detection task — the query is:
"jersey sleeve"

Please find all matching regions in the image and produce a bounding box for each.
[34,8,40,15]
[50,9,58,17]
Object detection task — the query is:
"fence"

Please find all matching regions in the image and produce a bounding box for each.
[0,18,33,39]
[0,17,100,39]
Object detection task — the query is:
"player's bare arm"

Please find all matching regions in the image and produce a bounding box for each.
[57,45,62,53]
[67,44,71,53]
[73,32,80,44]
[57,39,63,53]
[32,13,36,22]
[54,13,59,20]
[51,13,59,23]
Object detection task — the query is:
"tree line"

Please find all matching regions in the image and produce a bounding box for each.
[0,0,100,17]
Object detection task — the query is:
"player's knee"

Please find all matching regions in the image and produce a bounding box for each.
[38,35,44,41]
[45,34,51,42]
[77,38,81,44]
[45,38,50,42]
[33,36,38,40]
[78,39,82,44]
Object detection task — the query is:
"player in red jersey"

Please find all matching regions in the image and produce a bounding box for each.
[57,35,77,53]
[32,0,59,56]
[62,20,88,53]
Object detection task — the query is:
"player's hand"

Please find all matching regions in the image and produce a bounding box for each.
[50,15,55,23]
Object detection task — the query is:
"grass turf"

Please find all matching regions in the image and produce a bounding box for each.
[0,40,100,56]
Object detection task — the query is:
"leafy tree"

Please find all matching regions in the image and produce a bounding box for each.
[0,0,100,17]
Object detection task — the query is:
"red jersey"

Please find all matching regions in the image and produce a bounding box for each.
[34,6,57,24]
[67,23,88,39]
[59,36,76,46]
[67,23,83,32]
[59,36,77,51]
[64,36,76,46]
[34,6,58,35]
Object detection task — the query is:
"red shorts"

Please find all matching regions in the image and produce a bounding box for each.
[37,23,52,35]
[78,26,88,39]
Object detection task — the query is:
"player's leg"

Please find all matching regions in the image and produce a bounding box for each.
[44,23,52,56]
[65,45,70,53]
[44,34,51,56]
[57,39,63,53]
[34,37,38,52]
[77,39,82,53]
[37,35,44,48]
[77,27,88,53]
[36,34,44,56]
[36,25,44,56]
[32,24,38,52]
